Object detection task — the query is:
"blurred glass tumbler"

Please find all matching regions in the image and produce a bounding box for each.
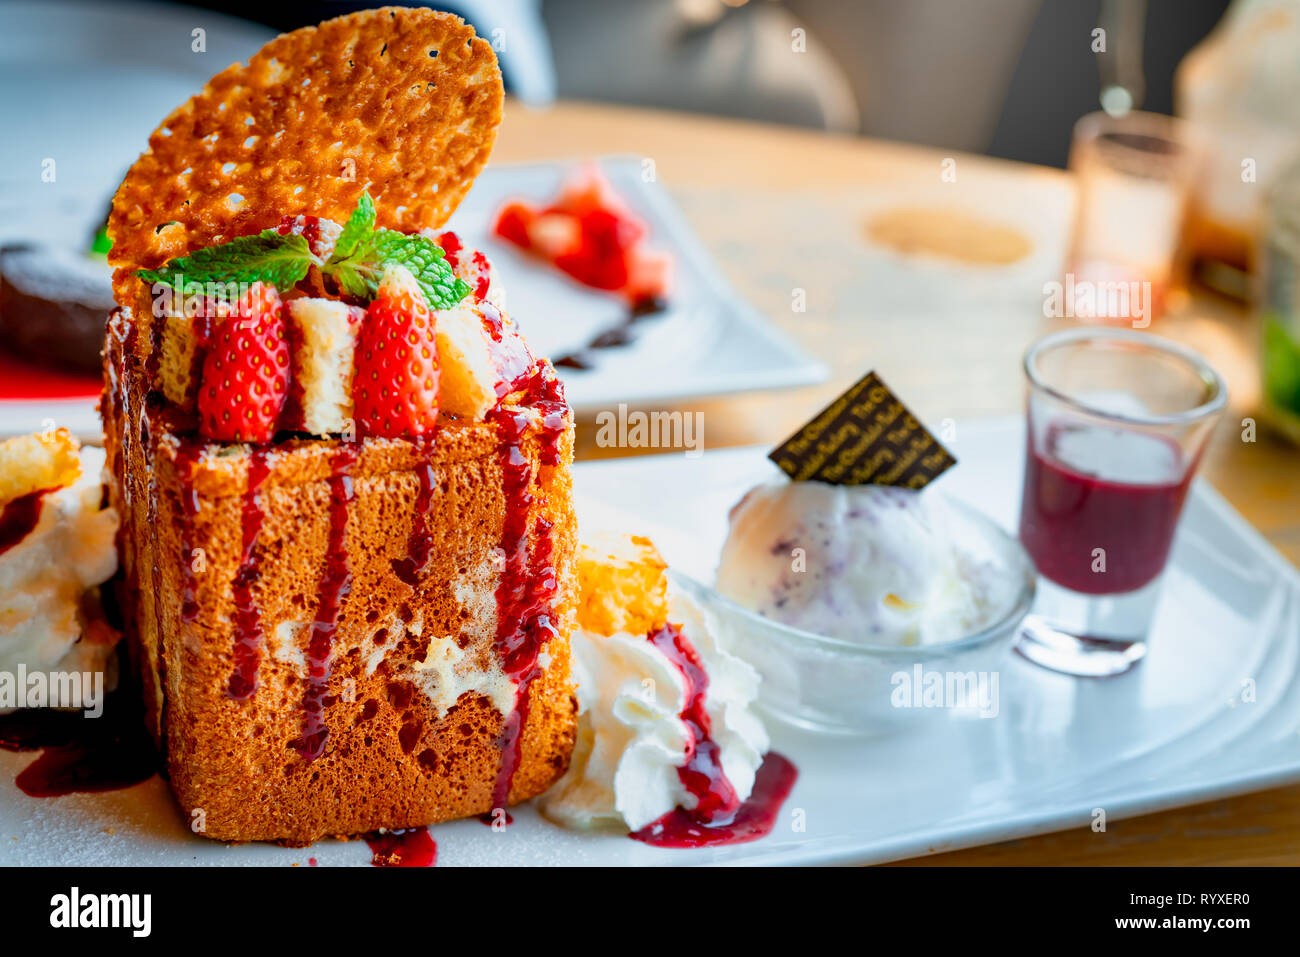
[1015,329,1226,676]
[1066,111,1201,324]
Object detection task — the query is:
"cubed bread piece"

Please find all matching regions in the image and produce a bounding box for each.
[437,301,501,420]
[159,313,199,409]
[0,428,81,503]
[157,293,238,410]
[286,297,362,435]
[437,301,536,421]
[577,532,669,638]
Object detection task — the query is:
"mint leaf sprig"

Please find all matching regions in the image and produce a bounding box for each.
[328,222,471,306]
[135,193,472,310]
[137,230,316,290]
[330,191,376,262]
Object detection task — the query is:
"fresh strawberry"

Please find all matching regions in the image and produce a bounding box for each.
[493,203,532,249]
[197,282,290,443]
[353,265,440,437]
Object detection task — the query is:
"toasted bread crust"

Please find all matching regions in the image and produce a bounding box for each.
[104,309,576,845]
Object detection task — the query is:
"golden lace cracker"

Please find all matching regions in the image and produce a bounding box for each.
[107,7,503,309]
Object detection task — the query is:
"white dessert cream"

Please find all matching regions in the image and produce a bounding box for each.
[716,480,1015,646]
[541,533,768,832]
[0,439,120,710]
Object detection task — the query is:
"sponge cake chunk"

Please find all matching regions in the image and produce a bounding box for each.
[286,298,363,435]
[0,428,82,503]
[577,532,669,638]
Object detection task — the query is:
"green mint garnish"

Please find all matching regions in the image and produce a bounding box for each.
[330,192,375,262]
[329,227,471,307]
[137,229,314,290]
[135,192,472,310]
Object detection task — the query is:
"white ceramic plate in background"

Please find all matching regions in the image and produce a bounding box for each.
[447,155,827,413]
[0,0,275,437]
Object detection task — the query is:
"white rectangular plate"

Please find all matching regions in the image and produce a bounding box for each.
[446,156,827,413]
[3,416,1298,866]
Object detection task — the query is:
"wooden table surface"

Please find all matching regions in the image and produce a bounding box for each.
[494,100,1300,866]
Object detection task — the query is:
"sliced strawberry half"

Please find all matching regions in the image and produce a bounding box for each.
[353,265,440,438]
[197,282,291,443]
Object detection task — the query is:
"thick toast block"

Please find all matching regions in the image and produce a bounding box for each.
[103,310,576,845]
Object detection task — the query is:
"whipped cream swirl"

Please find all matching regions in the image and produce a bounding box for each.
[541,587,768,832]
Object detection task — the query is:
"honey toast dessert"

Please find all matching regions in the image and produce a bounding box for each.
[102,7,576,846]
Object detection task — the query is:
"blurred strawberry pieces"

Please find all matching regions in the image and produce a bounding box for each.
[492,165,670,306]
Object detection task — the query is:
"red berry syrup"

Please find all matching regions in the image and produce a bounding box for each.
[1019,422,1193,595]
[291,443,359,760]
[227,447,273,699]
[365,826,437,867]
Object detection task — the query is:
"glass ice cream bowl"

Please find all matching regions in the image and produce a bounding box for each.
[672,496,1036,736]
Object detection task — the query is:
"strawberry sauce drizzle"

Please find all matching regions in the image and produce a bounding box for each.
[187,308,218,391]
[0,695,159,798]
[437,230,463,270]
[276,214,329,258]
[436,231,492,301]
[646,622,737,822]
[227,447,273,699]
[480,365,568,822]
[291,442,359,761]
[471,252,491,301]
[392,461,436,588]
[627,623,799,849]
[631,752,798,849]
[478,301,506,342]
[0,488,51,556]
[365,825,437,867]
[174,440,205,624]
[479,304,537,398]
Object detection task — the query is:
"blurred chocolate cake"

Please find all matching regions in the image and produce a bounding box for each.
[0,244,114,375]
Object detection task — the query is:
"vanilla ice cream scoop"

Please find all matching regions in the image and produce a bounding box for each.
[716,480,1002,646]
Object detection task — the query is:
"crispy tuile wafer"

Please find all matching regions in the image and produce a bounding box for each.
[107,6,503,321]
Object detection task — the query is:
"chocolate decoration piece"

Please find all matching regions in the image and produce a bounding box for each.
[768,370,956,488]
